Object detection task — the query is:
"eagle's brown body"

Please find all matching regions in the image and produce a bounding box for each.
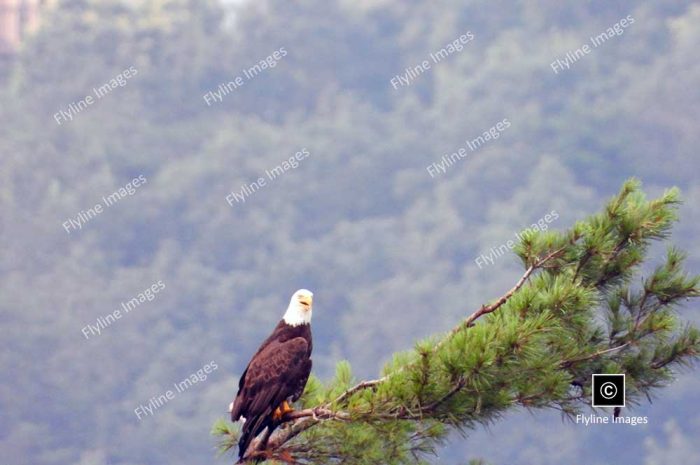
[231,319,313,459]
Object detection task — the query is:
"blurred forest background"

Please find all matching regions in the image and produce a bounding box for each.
[1,0,699,464]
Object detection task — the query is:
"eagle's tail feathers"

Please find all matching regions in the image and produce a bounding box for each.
[238,412,273,460]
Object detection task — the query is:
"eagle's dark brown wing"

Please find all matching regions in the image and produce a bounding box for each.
[292,357,312,402]
[231,336,310,458]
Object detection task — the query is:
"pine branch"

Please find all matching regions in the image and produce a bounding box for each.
[331,378,384,406]
[241,247,566,459]
[456,247,565,333]
[560,341,632,368]
[215,180,700,465]
[331,246,566,406]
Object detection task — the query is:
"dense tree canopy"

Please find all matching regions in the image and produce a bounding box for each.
[1,1,699,464]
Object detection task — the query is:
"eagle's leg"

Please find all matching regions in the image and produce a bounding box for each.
[280,400,294,414]
[272,401,295,421]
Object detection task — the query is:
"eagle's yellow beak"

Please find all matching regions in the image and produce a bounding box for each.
[299,295,313,308]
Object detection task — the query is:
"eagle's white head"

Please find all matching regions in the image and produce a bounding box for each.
[283,289,313,326]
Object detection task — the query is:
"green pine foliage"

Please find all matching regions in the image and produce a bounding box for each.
[215,179,699,464]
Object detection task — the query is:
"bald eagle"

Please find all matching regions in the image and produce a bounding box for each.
[230,289,314,460]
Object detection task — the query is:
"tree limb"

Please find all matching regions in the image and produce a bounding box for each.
[330,378,384,406]
[242,247,566,460]
[448,247,565,338]
[560,341,632,368]
[331,247,566,406]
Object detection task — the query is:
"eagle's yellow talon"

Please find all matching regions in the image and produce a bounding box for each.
[272,401,294,421]
[281,400,294,414]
